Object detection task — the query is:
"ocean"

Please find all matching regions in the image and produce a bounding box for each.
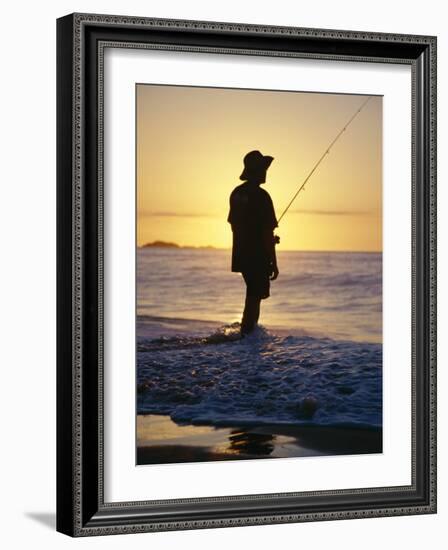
[136,248,382,430]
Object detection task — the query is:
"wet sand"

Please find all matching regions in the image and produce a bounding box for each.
[137,414,382,465]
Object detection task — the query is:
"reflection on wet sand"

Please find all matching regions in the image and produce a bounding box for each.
[137,414,382,465]
[228,431,276,456]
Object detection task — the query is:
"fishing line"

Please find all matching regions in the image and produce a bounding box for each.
[277,95,373,225]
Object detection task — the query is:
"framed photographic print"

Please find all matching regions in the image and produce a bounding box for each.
[56,13,437,536]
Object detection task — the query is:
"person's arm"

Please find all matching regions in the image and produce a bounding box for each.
[263,230,279,280]
[269,232,279,281]
[263,194,279,280]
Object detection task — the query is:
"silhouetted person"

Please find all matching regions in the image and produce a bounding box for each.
[227,150,279,336]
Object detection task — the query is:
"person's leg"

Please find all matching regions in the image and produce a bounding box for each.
[241,294,261,335]
[253,297,260,325]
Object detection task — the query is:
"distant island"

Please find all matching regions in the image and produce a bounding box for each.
[141,240,216,250]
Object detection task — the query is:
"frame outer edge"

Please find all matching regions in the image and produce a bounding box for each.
[428,35,437,513]
[73,12,84,537]
[56,13,76,537]
[60,13,437,536]
[72,11,436,44]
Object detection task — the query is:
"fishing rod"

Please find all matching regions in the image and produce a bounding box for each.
[276,95,372,226]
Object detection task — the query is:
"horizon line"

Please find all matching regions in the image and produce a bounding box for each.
[138,244,382,254]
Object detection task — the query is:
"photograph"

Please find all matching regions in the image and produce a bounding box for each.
[135,84,383,465]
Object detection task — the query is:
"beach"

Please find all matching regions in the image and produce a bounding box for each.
[136,248,382,465]
[137,415,382,464]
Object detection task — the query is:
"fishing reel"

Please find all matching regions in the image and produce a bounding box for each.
[274,234,280,245]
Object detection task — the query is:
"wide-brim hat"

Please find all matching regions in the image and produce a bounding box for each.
[239,150,274,181]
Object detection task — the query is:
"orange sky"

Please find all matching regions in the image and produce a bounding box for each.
[137,85,382,251]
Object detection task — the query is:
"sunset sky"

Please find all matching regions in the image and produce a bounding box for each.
[137,85,382,251]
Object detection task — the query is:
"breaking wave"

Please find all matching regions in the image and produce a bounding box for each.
[137,323,382,430]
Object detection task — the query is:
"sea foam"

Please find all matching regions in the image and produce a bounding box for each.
[137,324,382,429]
